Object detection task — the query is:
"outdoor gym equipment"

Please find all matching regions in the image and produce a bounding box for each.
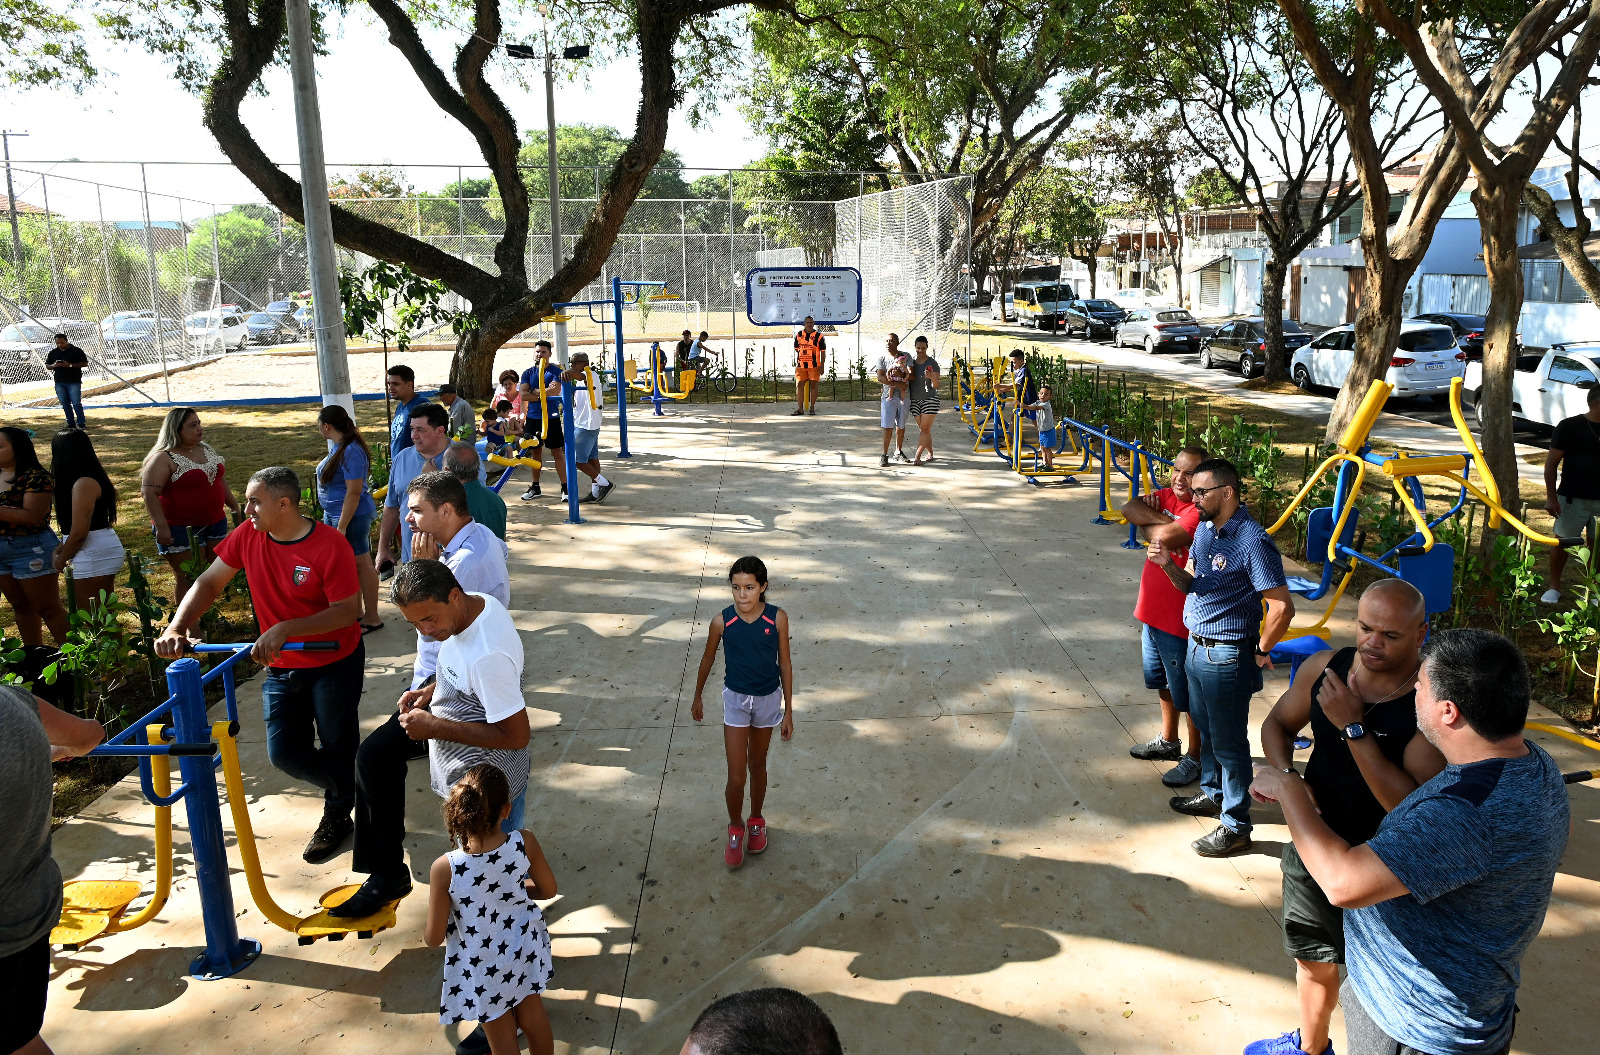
[625,340,697,415]
[482,313,601,524]
[952,354,1169,537]
[52,642,406,980]
[1526,721,1600,784]
[1265,377,1583,641]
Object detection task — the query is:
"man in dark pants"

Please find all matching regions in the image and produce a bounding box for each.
[1246,581,1444,1055]
[1249,630,1569,1055]
[44,333,89,428]
[335,559,529,922]
[1146,457,1294,856]
[156,466,365,863]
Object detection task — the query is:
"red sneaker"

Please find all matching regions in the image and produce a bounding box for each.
[746,816,768,854]
[724,823,745,869]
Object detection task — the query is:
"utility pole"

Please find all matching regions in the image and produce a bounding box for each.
[285,0,353,417]
[508,23,587,286]
[543,17,562,283]
[3,130,29,303]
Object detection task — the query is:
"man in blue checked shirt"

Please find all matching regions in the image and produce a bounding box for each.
[1146,457,1294,857]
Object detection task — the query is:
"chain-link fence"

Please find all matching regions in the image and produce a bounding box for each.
[0,162,972,405]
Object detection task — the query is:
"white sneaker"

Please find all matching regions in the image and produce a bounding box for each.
[1540,588,1562,605]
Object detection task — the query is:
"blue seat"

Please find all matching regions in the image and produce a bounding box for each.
[1269,635,1332,684]
[1397,543,1455,617]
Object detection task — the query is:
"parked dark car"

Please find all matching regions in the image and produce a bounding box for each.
[265,298,304,315]
[1405,312,1502,361]
[1061,298,1128,339]
[246,310,302,345]
[1198,317,1314,378]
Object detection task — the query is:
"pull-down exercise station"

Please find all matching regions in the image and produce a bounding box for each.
[52,644,403,980]
[482,277,654,524]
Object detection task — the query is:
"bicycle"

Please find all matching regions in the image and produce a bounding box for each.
[698,344,739,394]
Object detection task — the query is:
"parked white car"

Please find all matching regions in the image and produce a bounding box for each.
[1291,321,1466,400]
[185,308,251,354]
[1464,343,1600,432]
[1109,287,1162,310]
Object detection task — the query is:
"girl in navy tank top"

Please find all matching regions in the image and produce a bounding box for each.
[691,556,794,869]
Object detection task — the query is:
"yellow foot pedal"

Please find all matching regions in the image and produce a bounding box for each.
[52,880,145,949]
[293,884,404,945]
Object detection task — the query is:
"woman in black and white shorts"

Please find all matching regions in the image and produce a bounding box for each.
[908,336,942,465]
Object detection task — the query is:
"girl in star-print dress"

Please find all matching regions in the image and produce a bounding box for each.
[424,763,557,1055]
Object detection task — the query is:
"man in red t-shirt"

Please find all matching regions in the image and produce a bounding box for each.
[157,466,364,864]
[1121,446,1208,787]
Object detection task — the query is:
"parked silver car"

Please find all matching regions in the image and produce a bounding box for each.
[1114,306,1202,354]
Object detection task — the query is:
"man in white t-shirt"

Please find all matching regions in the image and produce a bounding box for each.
[404,471,509,689]
[873,333,912,466]
[564,351,614,503]
[334,559,529,920]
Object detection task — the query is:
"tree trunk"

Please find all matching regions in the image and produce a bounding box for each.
[1524,181,1600,304]
[1475,180,1528,514]
[1261,253,1290,384]
[1087,256,1098,297]
[1325,256,1409,445]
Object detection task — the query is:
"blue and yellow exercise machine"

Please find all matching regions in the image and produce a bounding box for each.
[54,643,402,980]
[1264,377,1582,642]
[625,340,697,413]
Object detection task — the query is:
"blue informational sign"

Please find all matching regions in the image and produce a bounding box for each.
[745,267,862,326]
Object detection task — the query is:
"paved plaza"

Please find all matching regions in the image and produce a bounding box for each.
[43,403,1600,1055]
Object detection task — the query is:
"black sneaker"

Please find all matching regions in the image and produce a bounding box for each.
[1169,792,1222,817]
[327,872,412,919]
[520,483,542,501]
[455,1026,495,1055]
[807,408,816,416]
[1192,824,1252,857]
[790,408,805,416]
[595,481,614,504]
[880,453,890,467]
[302,810,353,864]
[581,492,597,503]
[1130,736,1181,761]
[896,450,911,463]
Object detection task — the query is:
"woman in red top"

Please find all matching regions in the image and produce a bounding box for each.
[140,407,241,603]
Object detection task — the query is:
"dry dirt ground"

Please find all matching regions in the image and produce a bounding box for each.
[42,402,1600,1055]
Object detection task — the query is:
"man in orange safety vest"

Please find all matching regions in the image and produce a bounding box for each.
[792,316,826,416]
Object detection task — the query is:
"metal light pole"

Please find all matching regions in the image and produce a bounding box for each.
[3,130,29,303]
[543,19,562,282]
[285,0,353,418]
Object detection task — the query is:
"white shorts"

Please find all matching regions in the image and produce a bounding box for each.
[69,527,127,577]
[722,686,784,729]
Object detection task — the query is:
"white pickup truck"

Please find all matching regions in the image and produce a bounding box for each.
[1465,343,1600,432]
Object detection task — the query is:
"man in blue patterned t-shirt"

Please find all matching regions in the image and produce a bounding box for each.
[1147,457,1294,857]
[1249,629,1569,1055]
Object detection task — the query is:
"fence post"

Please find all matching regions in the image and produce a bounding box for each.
[139,163,171,400]
[166,656,260,979]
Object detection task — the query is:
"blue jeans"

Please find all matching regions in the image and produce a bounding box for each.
[501,790,526,833]
[56,382,85,428]
[261,641,365,815]
[1140,624,1190,712]
[1185,638,1262,835]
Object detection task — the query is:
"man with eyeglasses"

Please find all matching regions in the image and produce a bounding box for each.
[1146,458,1294,856]
[1120,445,1209,788]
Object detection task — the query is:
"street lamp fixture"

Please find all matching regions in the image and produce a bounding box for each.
[506,32,590,282]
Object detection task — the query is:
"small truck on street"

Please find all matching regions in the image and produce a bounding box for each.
[1465,343,1600,432]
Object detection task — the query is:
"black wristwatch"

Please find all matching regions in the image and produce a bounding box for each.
[1255,646,1271,657]
[1342,722,1367,741]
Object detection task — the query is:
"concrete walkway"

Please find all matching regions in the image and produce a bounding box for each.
[43,403,1600,1054]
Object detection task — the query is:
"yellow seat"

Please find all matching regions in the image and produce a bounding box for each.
[52,880,147,949]
[293,884,405,945]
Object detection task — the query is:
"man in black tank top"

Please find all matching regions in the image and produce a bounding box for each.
[1246,580,1445,1055]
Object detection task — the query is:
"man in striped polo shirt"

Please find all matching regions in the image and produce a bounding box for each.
[1146,458,1294,856]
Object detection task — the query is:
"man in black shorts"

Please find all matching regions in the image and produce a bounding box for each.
[1245,579,1443,1055]
[517,340,567,501]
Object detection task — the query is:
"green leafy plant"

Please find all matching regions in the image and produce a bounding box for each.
[41,593,141,733]
[1487,533,1543,639]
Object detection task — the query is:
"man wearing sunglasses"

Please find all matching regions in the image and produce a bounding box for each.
[1146,458,1294,856]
